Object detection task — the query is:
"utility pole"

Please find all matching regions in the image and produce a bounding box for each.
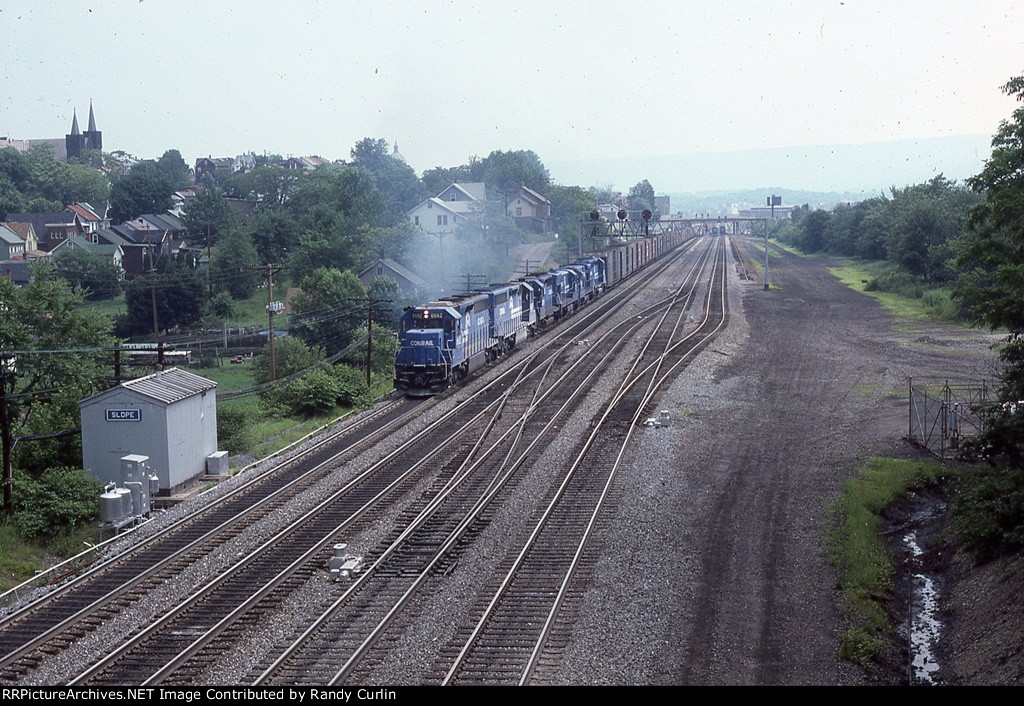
[0,357,12,516]
[112,343,122,386]
[764,218,770,290]
[206,223,212,298]
[363,296,392,388]
[251,263,288,381]
[765,195,780,291]
[516,260,539,278]
[147,245,164,368]
[366,299,372,389]
[149,245,158,337]
[454,273,488,294]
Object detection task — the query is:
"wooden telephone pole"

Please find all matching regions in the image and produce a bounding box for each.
[363,297,392,388]
[251,263,289,381]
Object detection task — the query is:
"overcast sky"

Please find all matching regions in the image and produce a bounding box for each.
[1,0,1020,191]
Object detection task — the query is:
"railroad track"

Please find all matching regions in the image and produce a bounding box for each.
[0,396,424,683]
[440,238,729,685]
[1,234,722,686]
[243,238,727,685]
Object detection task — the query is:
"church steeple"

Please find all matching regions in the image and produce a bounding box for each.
[66,103,101,161]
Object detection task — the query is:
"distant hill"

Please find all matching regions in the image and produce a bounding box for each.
[547,134,994,198]
[667,188,871,216]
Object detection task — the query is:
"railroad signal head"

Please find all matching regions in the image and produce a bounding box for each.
[641,209,652,221]
[589,210,600,221]
[617,209,627,221]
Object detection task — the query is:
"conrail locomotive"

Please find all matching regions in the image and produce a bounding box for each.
[394,231,685,395]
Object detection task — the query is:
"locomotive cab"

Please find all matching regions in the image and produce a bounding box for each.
[394,305,462,395]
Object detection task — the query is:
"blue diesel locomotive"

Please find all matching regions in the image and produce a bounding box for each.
[394,234,677,396]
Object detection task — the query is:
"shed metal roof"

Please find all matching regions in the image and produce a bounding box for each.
[81,367,216,407]
[123,368,216,404]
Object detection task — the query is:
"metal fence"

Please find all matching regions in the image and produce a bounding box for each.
[908,377,992,458]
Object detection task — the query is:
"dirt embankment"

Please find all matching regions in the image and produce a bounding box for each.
[566,239,1018,685]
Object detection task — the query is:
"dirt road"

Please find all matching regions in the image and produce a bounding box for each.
[552,239,998,685]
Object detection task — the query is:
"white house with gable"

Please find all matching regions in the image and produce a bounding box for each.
[407,182,487,237]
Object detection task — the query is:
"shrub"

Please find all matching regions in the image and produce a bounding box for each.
[252,336,325,384]
[954,465,1024,561]
[11,467,103,541]
[864,269,924,298]
[278,369,342,417]
[264,364,370,418]
[326,364,371,408]
[216,400,259,455]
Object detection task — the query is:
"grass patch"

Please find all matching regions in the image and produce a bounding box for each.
[828,262,959,323]
[827,457,948,668]
[0,522,101,593]
[182,358,257,392]
[770,240,812,257]
[853,381,898,399]
[82,293,127,319]
[228,289,283,328]
[748,240,783,260]
[217,373,392,464]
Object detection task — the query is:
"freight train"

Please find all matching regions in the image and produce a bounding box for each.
[393,231,686,396]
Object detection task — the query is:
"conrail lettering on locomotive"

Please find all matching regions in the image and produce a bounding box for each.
[394,231,687,396]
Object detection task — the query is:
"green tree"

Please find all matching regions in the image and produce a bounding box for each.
[799,209,832,252]
[471,150,551,194]
[287,164,393,231]
[886,176,977,282]
[156,149,192,189]
[956,75,1024,397]
[24,196,63,213]
[0,147,31,186]
[345,325,397,378]
[421,165,473,197]
[246,208,299,264]
[122,254,207,334]
[0,175,25,220]
[627,179,656,215]
[22,155,110,208]
[252,336,325,384]
[182,186,237,245]
[222,165,299,207]
[367,275,406,329]
[209,230,260,299]
[288,267,367,352]
[548,184,598,252]
[350,137,425,216]
[109,162,174,222]
[52,248,123,300]
[0,265,114,516]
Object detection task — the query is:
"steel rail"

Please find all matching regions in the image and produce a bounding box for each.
[440,238,726,685]
[253,240,713,685]
[7,230,681,680]
[518,238,729,684]
[68,363,546,685]
[75,269,660,685]
[0,397,419,676]
[11,235,699,686]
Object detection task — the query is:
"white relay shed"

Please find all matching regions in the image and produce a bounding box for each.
[80,368,218,494]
